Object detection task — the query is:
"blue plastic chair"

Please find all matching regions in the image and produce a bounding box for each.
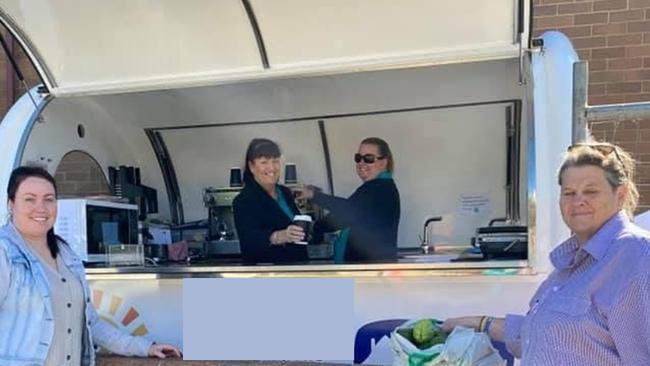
[354,319,514,366]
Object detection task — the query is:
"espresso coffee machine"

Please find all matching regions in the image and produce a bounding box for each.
[202,187,240,241]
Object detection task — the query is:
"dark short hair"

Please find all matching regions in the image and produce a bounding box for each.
[8,166,57,201]
[242,138,282,183]
[7,165,60,258]
[361,137,394,173]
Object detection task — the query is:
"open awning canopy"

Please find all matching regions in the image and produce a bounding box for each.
[0,0,529,97]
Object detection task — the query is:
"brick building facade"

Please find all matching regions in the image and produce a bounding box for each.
[1,3,650,210]
[533,0,650,212]
[54,151,111,198]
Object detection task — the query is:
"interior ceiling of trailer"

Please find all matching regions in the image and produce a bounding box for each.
[0,0,527,96]
[53,58,522,130]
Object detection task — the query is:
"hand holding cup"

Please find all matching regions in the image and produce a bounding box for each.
[271,225,304,245]
[280,225,305,244]
[292,215,313,244]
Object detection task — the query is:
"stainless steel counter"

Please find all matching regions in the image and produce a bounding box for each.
[85,246,532,280]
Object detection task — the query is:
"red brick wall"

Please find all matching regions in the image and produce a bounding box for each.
[0,31,41,116]
[534,0,650,213]
[590,120,650,212]
[53,151,111,198]
[533,0,650,105]
[14,39,42,94]
[573,118,650,214]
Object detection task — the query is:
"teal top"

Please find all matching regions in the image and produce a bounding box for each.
[275,185,295,220]
[333,170,393,263]
[376,171,393,180]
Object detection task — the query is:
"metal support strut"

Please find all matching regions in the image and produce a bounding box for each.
[573,60,650,143]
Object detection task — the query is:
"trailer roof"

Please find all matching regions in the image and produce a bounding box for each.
[0,0,529,97]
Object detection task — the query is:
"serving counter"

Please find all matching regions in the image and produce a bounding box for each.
[85,245,540,363]
[85,246,531,280]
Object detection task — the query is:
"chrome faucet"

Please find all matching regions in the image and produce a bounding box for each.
[421,216,442,254]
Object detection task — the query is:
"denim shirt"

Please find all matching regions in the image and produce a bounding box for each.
[0,223,151,365]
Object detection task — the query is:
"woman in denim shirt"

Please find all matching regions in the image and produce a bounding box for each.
[0,166,181,365]
[443,142,650,365]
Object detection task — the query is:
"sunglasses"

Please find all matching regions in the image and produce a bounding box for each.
[354,153,385,164]
[568,142,625,169]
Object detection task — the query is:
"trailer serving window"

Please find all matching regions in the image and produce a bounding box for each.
[155,99,525,266]
[0,0,536,272]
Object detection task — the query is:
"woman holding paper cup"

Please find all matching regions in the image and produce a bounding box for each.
[233,138,309,264]
[442,142,650,365]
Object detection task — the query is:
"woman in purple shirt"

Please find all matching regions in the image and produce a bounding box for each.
[443,142,650,365]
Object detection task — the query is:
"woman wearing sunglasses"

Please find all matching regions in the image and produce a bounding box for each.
[442,142,650,365]
[295,137,400,263]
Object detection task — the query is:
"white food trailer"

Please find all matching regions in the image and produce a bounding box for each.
[0,0,579,363]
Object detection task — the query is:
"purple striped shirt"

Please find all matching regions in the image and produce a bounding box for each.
[504,212,650,365]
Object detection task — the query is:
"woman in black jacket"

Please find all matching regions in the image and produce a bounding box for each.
[296,137,400,263]
[233,138,308,264]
